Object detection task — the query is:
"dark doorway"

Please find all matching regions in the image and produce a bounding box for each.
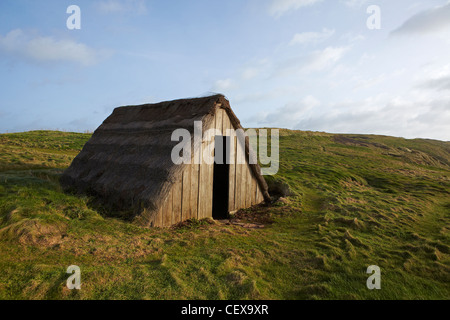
[212,135,230,220]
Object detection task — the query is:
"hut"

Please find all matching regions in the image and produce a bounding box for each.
[61,94,270,227]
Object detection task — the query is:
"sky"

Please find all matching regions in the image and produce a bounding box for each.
[0,0,449,140]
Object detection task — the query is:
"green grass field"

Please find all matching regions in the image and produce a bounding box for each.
[0,130,448,299]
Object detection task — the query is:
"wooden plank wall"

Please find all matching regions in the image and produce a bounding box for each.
[152,106,265,227]
[225,108,265,212]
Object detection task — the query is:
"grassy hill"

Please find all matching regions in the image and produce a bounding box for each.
[0,130,448,299]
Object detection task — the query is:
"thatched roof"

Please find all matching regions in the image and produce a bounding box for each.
[60,94,270,219]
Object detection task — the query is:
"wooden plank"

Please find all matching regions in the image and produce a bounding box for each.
[206,165,214,217]
[151,207,162,228]
[205,116,216,219]
[255,178,259,205]
[228,131,236,212]
[255,187,260,205]
[215,108,223,134]
[157,207,163,227]
[221,109,229,136]
[198,121,209,220]
[199,129,214,219]
[199,141,207,219]
[190,162,199,220]
[238,132,248,209]
[246,165,252,208]
[244,165,249,208]
[198,161,206,219]
[191,140,201,220]
[241,163,248,208]
[251,176,257,205]
[235,135,242,211]
[163,190,172,227]
[206,130,214,218]
[256,186,264,203]
[182,168,191,221]
[214,107,223,164]
[173,176,182,224]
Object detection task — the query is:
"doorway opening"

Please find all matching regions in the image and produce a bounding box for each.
[212,135,230,220]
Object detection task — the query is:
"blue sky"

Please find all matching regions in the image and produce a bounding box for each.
[0,0,449,140]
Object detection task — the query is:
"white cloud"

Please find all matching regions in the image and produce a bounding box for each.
[273,46,348,77]
[410,100,450,133]
[341,0,368,8]
[241,68,260,80]
[239,59,271,81]
[419,76,450,91]
[303,46,348,72]
[212,78,234,92]
[341,32,366,43]
[96,0,147,15]
[0,29,102,66]
[352,73,386,90]
[256,96,321,128]
[413,63,450,92]
[254,93,450,141]
[268,0,323,18]
[391,3,450,35]
[357,52,375,66]
[289,28,335,46]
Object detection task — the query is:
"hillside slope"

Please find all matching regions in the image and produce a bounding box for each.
[0,130,448,299]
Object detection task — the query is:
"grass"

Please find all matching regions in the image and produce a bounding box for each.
[0,130,448,300]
